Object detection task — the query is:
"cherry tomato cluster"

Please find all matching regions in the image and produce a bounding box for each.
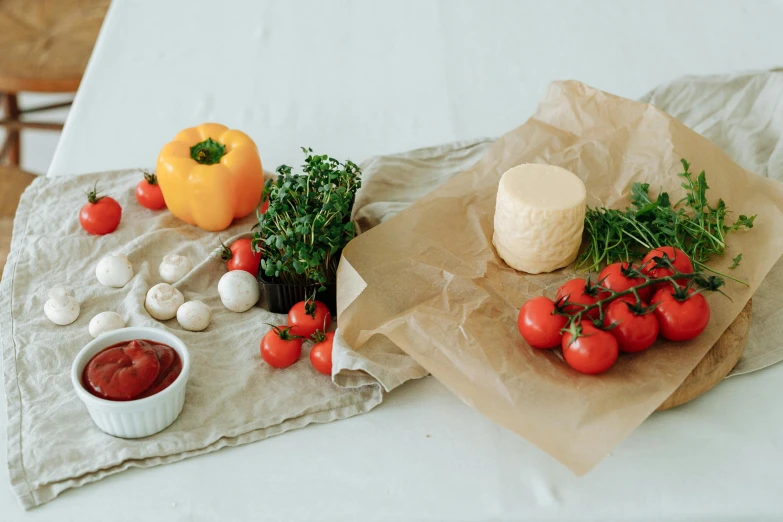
[260,296,334,375]
[518,246,714,375]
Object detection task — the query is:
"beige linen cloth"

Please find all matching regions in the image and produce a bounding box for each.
[2,69,782,509]
[1,172,426,509]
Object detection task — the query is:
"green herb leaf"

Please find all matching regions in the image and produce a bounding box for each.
[729,253,742,269]
[577,158,756,286]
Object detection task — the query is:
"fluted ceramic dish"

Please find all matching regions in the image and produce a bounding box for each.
[71,326,190,438]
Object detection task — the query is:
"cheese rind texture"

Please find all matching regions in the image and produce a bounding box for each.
[492,164,586,274]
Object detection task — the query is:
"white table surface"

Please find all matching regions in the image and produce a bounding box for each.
[5,0,783,520]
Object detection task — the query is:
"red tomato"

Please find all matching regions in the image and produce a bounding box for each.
[288,298,331,338]
[260,198,269,214]
[79,185,122,235]
[222,238,261,275]
[603,296,659,353]
[260,327,303,368]
[598,262,651,302]
[555,278,601,319]
[310,331,334,375]
[562,320,619,375]
[650,286,710,341]
[517,296,568,349]
[135,171,166,210]
[641,246,694,285]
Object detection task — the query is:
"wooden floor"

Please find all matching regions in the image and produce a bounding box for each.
[0,166,36,276]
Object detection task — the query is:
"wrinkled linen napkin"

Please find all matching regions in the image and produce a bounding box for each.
[0,170,427,509]
[2,68,782,509]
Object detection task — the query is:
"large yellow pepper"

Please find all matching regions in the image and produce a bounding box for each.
[156,123,264,231]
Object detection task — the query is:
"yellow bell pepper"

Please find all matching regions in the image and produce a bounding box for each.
[156,123,264,231]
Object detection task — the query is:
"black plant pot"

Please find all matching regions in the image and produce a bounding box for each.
[258,276,337,316]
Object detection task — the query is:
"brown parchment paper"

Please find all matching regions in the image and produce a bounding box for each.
[336,80,783,474]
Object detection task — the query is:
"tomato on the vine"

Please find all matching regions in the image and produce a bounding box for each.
[260,326,303,368]
[517,296,567,349]
[555,278,602,319]
[310,331,334,375]
[641,246,694,285]
[221,238,261,275]
[650,286,710,341]
[562,320,618,375]
[598,262,651,302]
[79,184,122,235]
[288,298,331,338]
[135,171,166,210]
[603,296,659,353]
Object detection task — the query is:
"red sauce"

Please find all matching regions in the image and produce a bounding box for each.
[82,339,182,401]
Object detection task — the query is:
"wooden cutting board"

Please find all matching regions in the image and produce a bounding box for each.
[658,299,752,411]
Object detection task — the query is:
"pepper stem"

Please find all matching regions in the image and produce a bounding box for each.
[190,138,226,165]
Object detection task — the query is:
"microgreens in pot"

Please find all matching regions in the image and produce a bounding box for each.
[252,148,361,287]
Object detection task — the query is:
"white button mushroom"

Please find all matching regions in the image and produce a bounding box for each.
[95,253,134,288]
[218,270,259,312]
[176,300,211,331]
[145,283,185,321]
[159,254,192,284]
[43,287,80,325]
[89,311,126,338]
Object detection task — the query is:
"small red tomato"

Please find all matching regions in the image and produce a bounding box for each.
[221,238,261,276]
[260,326,303,369]
[310,331,335,375]
[288,298,331,338]
[650,286,710,341]
[260,198,269,214]
[562,320,619,375]
[517,296,568,349]
[135,171,166,210]
[598,262,651,302]
[603,296,659,353]
[641,246,694,286]
[79,184,122,235]
[555,278,601,319]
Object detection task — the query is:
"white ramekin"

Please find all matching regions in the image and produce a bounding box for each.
[71,327,191,438]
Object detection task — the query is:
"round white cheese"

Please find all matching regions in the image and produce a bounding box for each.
[492,164,586,274]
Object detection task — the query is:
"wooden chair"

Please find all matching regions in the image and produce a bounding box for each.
[0,0,109,166]
[0,165,36,275]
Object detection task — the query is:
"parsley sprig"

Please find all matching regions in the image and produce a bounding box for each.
[252,148,361,287]
[577,159,756,284]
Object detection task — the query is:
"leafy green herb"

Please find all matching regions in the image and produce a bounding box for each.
[252,148,361,287]
[730,253,743,269]
[577,159,756,284]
